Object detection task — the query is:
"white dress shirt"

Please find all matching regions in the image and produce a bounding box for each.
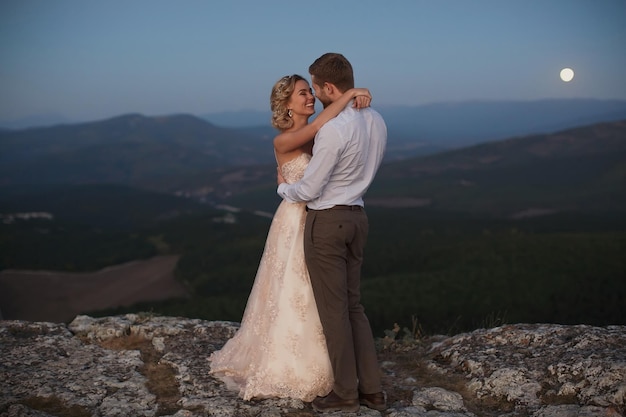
[277,104,387,209]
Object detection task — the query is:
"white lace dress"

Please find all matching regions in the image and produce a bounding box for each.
[208,153,333,401]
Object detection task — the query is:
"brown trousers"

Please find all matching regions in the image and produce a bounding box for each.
[304,207,382,400]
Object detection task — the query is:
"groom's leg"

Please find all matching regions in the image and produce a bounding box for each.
[345,210,383,395]
[304,209,358,400]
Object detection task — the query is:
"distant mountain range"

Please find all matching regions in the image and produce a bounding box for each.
[202,98,626,153]
[0,113,275,193]
[3,98,626,154]
[367,119,626,217]
[1,99,625,217]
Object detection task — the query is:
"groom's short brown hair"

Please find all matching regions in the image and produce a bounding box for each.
[309,53,355,93]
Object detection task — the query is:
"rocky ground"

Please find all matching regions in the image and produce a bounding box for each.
[1,314,624,417]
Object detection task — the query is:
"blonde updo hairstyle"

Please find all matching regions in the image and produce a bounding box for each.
[270,74,307,130]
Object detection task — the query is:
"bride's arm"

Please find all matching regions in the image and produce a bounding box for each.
[273,88,371,153]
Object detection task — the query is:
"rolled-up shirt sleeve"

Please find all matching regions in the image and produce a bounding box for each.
[277,126,340,203]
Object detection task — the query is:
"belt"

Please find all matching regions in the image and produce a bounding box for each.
[306,205,362,211]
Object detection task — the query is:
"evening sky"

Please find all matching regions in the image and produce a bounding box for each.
[1,0,625,124]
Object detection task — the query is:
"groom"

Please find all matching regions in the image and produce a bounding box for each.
[277,52,387,413]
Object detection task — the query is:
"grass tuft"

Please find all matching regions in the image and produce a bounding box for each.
[20,396,91,417]
[100,333,180,416]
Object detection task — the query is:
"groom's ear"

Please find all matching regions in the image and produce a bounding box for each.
[324,82,339,97]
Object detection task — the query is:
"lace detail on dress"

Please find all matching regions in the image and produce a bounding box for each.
[208,151,332,402]
[280,152,311,184]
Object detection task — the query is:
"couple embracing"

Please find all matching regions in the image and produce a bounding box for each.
[209,52,387,413]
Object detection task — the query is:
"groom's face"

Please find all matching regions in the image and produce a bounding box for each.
[310,75,331,109]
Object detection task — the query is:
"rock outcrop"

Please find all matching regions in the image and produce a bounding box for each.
[1,315,624,417]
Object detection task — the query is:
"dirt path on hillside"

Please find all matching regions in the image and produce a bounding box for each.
[0,255,187,323]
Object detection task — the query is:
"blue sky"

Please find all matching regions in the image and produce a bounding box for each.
[1,0,625,124]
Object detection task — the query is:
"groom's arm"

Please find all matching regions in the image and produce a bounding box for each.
[277,130,339,203]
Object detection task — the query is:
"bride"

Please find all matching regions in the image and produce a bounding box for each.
[208,74,371,401]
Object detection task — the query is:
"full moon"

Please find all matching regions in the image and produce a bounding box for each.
[560,68,574,82]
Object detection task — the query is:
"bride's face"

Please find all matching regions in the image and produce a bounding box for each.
[287,80,316,117]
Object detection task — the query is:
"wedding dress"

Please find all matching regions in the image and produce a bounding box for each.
[209,152,333,401]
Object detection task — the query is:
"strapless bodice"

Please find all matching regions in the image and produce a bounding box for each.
[280,153,311,184]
